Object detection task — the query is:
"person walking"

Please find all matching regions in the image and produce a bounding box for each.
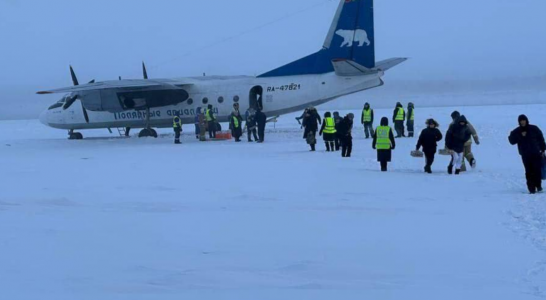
[230,110,243,142]
[319,112,337,152]
[373,117,396,171]
[361,102,374,139]
[416,119,443,173]
[445,116,472,175]
[205,104,217,139]
[333,111,343,151]
[173,115,183,144]
[198,109,207,141]
[255,108,267,143]
[462,120,480,170]
[303,107,320,151]
[337,113,355,157]
[509,115,546,194]
[407,102,415,138]
[393,102,406,138]
[245,108,258,142]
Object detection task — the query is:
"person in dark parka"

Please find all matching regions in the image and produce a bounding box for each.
[337,113,354,157]
[509,115,546,194]
[255,108,267,143]
[373,117,396,171]
[303,107,321,151]
[445,115,472,175]
[333,111,343,151]
[245,108,258,142]
[416,119,443,173]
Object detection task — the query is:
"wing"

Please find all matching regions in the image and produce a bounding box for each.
[37,78,195,94]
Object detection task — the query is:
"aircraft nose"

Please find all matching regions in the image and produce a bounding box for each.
[39,110,49,126]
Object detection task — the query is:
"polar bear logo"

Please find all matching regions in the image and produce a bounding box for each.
[336,29,371,47]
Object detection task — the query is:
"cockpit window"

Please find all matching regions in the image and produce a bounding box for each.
[48,96,67,110]
[48,103,63,110]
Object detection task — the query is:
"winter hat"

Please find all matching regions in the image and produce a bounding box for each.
[325,112,332,118]
[333,111,340,117]
[451,111,460,120]
[347,113,355,120]
[408,102,414,108]
[380,117,389,126]
[518,115,529,124]
[426,119,438,127]
[457,115,468,125]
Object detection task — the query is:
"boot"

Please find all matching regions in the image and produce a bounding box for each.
[310,144,316,152]
[470,158,477,169]
[425,165,432,174]
[325,143,331,152]
[455,169,461,175]
[448,165,453,175]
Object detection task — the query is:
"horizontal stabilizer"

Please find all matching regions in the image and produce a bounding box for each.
[374,58,408,71]
[332,59,375,76]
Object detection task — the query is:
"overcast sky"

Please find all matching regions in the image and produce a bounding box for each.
[0,0,545,119]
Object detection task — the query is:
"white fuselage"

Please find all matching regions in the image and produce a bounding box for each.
[40,71,383,131]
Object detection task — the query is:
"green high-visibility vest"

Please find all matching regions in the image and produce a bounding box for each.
[323,117,336,134]
[232,116,240,128]
[173,117,182,129]
[395,108,405,121]
[362,109,372,122]
[205,109,213,122]
[410,109,415,121]
[376,126,392,150]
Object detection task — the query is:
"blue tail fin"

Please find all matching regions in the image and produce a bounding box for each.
[259,0,375,78]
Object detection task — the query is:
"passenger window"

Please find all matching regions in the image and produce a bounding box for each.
[187,98,194,105]
[202,97,209,104]
[233,95,239,103]
[218,96,224,104]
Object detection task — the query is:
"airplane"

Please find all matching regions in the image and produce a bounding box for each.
[38,0,406,140]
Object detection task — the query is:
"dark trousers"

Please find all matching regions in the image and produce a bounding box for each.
[380,161,388,172]
[248,127,258,141]
[425,151,435,172]
[407,120,415,137]
[335,135,341,151]
[194,124,200,138]
[341,137,352,157]
[258,125,265,142]
[207,121,216,138]
[174,130,181,144]
[394,120,405,137]
[522,154,543,193]
[325,141,335,152]
[363,122,374,138]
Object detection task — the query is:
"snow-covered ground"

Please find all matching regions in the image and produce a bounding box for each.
[1,104,546,300]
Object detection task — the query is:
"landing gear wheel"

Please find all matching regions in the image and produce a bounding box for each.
[69,132,83,140]
[138,128,158,138]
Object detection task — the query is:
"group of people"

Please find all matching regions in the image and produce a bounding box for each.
[228,103,267,143]
[173,103,267,144]
[298,107,355,157]
[174,101,545,195]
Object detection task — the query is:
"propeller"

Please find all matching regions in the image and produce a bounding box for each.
[142,62,148,79]
[63,66,90,122]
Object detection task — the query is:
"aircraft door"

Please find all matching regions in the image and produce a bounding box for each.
[249,86,263,110]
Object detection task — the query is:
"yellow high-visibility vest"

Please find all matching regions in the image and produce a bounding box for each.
[173,117,182,129]
[323,117,336,134]
[205,109,213,122]
[362,109,372,122]
[410,109,415,121]
[232,116,240,128]
[376,126,392,150]
[395,108,405,121]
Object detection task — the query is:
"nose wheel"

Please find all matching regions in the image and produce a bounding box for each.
[68,130,83,140]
